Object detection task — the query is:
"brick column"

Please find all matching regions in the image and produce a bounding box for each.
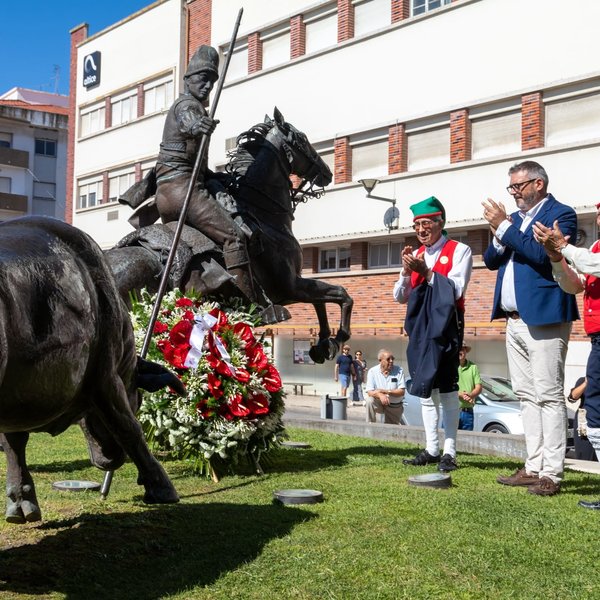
[521,92,545,151]
[450,109,471,163]
[388,123,407,174]
[334,137,352,184]
[104,97,112,129]
[351,242,368,271]
[102,171,109,205]
[135,161,143,182]
[302,247,319,273]
[290,14,306,59]
[187,0,212,62]
[391,0,410,22]
[137,83,145,118]
[337,0,354,42]
[248,32,263,74]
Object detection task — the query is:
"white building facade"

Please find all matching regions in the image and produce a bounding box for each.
[69,0,600,394]
[0,87,68,221]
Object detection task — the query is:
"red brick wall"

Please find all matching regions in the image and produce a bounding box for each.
[104,97,112,129]
[334,137,352,184]
[135,161,142,183]
[66,23,88,224]
[450,109,471,163]
[521,92,545,151]
[102,171,109,205]
[391,0,411,22]
[351,241,368,271]
[136,83,145,118]
[389,123,407,174]
[337,0,355,42]
[248,32,263,74]
[290,14,306,59]
[187,0,212,62]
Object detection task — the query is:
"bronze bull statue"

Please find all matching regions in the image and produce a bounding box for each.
[0,217,181,523]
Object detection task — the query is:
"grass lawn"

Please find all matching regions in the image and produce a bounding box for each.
[0,425,598,600]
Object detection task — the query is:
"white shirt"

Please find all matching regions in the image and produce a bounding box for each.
[366,364,406,405]
[494,196,548,312]
[392,236,472,304]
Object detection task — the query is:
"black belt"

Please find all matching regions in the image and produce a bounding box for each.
[505,311,520,320]
[461,407,473,413]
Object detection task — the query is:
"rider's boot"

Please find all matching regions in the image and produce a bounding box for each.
[224,245,291,325]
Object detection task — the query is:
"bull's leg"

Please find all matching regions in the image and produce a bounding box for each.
[93,381,179,504]
[1,432,42,523]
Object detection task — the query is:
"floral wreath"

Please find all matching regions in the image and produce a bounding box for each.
[131,289,286,478]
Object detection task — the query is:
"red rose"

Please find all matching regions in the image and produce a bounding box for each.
[153,320,169,334]
[175,297,194,307]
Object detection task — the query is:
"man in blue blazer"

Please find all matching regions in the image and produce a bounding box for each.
[483,160,578,496]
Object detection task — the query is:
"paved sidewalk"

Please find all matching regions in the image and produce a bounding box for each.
[282,392,600,476]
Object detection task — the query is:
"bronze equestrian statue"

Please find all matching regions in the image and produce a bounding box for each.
[111,45,353,363]
[0,218,182,523]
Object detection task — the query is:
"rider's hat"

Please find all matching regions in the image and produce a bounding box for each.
[185,45,219,78]
[409,196,446,223]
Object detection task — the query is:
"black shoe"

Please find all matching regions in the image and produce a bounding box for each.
[403,449,440,466]
[578,498,600,510]
[438,454,457,472]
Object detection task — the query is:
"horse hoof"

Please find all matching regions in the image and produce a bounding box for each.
[309,345,326,364]
[143,488,180,504]
[22,502,42,522]
[5,505,26,524]
[326,338,340,360]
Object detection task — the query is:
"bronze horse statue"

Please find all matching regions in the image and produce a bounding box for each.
[0,218,182,523]
[108,108,352,363]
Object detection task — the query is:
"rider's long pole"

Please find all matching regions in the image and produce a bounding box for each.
[100,8,244,500]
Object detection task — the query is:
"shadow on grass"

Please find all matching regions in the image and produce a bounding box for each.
[0,502,314,600]
[27,458,94,474]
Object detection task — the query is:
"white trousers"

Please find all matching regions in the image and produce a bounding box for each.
[506,318,570,483]
[420,389,460,457]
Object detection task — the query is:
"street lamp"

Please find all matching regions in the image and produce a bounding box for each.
[358,179,399,231]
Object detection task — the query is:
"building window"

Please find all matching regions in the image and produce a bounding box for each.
[33,181,56,201]
[305,4,337,54]
[144,77,174,115]
[0,132,11,148]
[0,176,11,193]
[262,25,291,70]
[352,138,388,181]
[77,179,103,209]
[80,103,105,137]
[109,171,135,203]
[545,92,600,147]
[111,91,137,127]
[320,246,351,271]
[412,0,452,16]
[354,0,390,37]
[471,111,521,159]
[369,241,402,268]
[407,125,450,171]
[223,40,249,81]
[35,139,57,157]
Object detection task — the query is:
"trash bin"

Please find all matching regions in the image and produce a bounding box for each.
[320,395,348,420]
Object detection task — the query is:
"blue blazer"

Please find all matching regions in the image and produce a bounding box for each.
[483,194,579,326]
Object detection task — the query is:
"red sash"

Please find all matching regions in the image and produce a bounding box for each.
[410,239,465,312]
[584,240,600,334]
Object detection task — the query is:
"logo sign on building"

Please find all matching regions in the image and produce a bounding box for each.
[83,51,101,89]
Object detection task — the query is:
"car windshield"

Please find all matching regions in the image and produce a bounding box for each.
[481,376,518,402]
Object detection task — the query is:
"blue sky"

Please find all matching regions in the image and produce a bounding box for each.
[0,0,152,96]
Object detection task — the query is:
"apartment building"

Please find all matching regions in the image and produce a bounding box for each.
[69,0,600,392]
[0,87,68,220]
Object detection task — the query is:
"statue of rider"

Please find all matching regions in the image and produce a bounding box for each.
[154,45,284,323]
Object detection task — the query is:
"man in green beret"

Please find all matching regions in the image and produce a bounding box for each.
[394,196,473,472]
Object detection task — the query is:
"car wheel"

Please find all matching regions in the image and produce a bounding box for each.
[484,423,509,434]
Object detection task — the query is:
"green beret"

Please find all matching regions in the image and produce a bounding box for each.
[409,196,446,222]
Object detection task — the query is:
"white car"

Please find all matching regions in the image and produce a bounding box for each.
[402,375,524,435]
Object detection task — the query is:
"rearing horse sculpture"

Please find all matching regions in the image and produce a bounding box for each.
[107,108,352,363]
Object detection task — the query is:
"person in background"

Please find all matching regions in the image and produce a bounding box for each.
[352,350,367,406]
[484,160,578,497]
[394,196,472,473]
[365,349,406,424]
[566,377,597,462]
[457,344,482,431]
[334,344,355,398]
